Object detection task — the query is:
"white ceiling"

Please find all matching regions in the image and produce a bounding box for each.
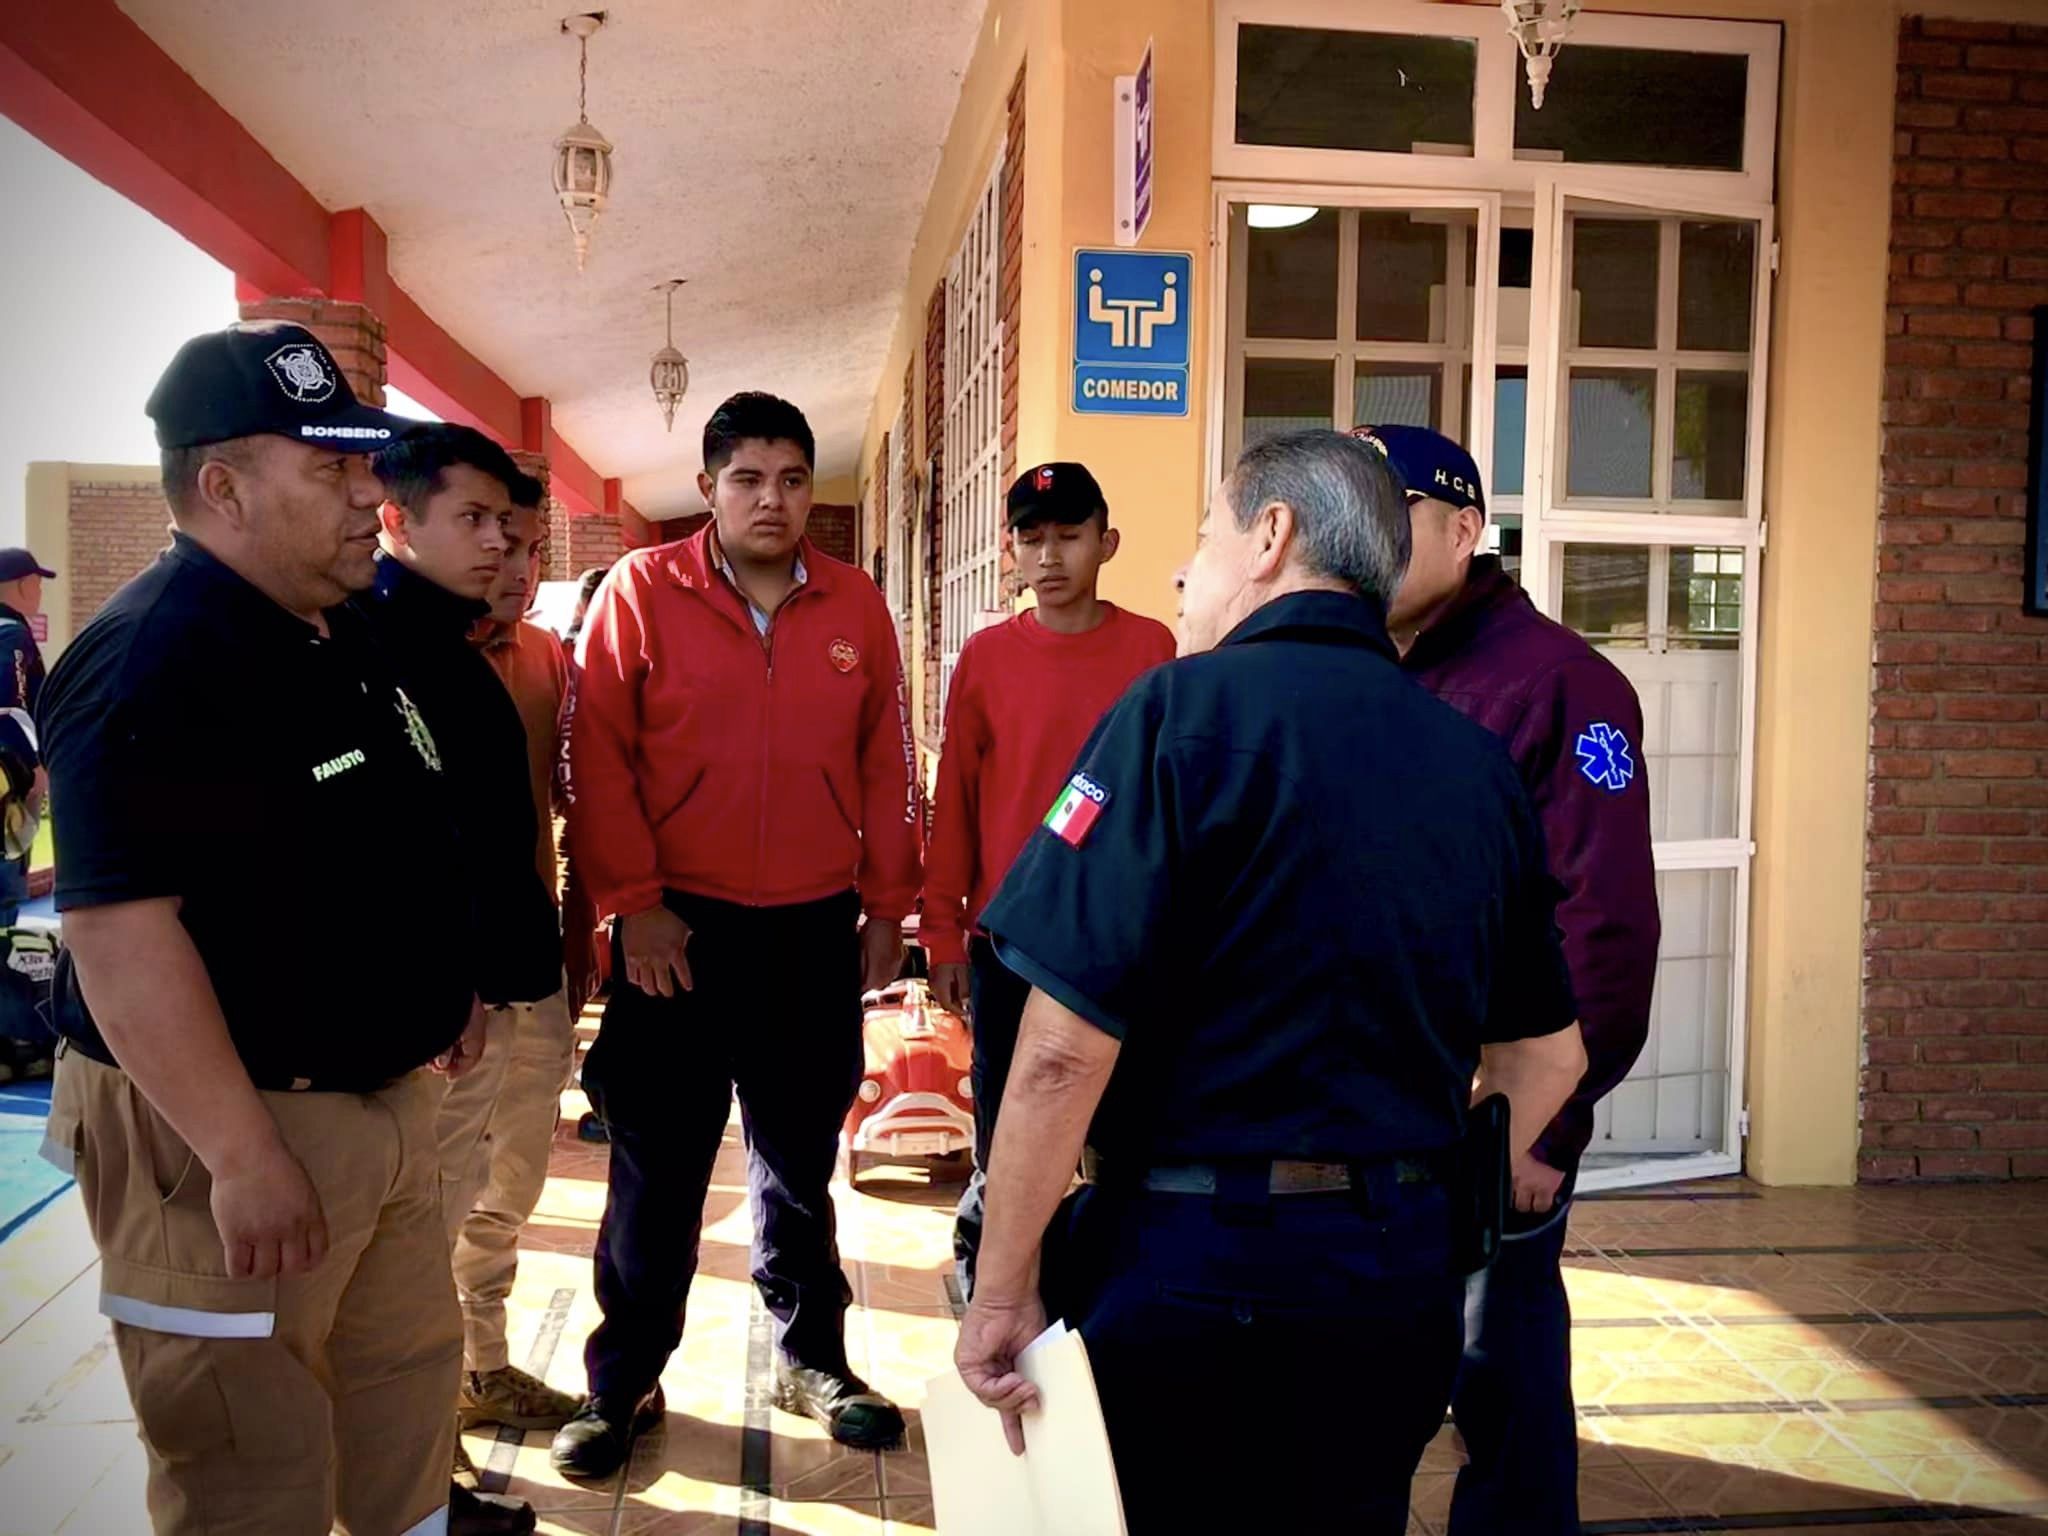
[118,0,988,513]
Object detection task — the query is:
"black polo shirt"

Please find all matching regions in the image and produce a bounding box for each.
[979,590,1577,1167]
[39,534,473,1090]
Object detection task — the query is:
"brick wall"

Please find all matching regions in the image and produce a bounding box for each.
[1862,15,2048,1182]
[565,512,627,576]
[69,478,172,633]
[1001,63,1025,487]
[808,504,857,564]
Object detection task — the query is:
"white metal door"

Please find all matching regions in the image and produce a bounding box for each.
[941,153,1007,721]
[1523,175,1773,1189]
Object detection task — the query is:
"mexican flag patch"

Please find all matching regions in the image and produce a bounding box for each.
[1044,773,1109,847]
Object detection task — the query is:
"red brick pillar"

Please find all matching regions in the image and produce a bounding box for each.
[1862,15,2048,1183]
[236,296,388,405]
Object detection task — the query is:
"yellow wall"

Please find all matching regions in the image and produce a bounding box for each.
[813,473,857,509]
[23,461,162,662]
[1039,0,1212,624]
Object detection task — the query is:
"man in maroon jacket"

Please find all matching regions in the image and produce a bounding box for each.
[1354,424,1659,1536]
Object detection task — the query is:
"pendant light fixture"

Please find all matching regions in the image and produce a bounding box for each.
[650,280,691,432]
[551,13,614,271]
[1501,0,1582,110]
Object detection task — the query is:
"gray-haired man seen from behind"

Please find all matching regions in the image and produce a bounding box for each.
[953,430,1589,1533]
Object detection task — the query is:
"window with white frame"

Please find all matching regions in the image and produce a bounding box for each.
[883,403,910,644]
[1211,1,1779,1186]
[941,152,1006,719]
[1213,2,1780,204]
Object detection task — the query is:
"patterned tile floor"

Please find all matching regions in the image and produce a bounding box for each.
[2,1032,2046,1532]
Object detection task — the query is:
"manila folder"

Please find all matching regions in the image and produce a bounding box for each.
[922,1320,1127,1535]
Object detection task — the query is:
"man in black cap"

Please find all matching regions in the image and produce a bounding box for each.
[1354,423,1660,1536]
[37,321,534,1535]
[0,544,56,1077]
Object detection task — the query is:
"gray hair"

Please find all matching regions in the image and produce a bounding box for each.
[1228,430,1411,602]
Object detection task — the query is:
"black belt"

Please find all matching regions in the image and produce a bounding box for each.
[1081,1152,1442,1197]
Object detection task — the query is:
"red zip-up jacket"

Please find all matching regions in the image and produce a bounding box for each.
[569,527,921,923]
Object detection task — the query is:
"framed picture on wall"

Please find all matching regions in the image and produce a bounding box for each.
[2031,306,2048,616]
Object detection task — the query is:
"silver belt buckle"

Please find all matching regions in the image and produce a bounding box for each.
[1270,1160,1352,1195]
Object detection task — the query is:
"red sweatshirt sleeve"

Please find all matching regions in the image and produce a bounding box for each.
[567,562,665,922]
[855,586,923,922]
[920,638,989,967]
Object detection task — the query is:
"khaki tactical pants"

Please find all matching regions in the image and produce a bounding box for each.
[45,1051,459,1536]
[433,990,576,1372]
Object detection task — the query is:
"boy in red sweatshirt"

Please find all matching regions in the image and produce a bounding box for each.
[558,393,921,1477]
[924,462,1175,1299]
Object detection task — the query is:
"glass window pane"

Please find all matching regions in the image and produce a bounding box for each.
[1589,867,1738,1161]
[1673,371,1749,502]
[1560,544,1650,646]
[1514,47,1749,171]
[1669,547,1744,649]
[1566,369,1655,498]
[1678,221,1756,353]
[1236,25,1476,155]
[1571,219,1660,349]
[1245,207,1339,339]
[1494,366,1528,497]
[1353,363,1442,431]
[1244,359,1333,445]
[1558,543,1745,842]
[1356,212,1455,343]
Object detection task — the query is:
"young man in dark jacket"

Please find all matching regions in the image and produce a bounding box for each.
[1354,424,1660,1536]
[357,425,567,1511]
[361,426,565,1015]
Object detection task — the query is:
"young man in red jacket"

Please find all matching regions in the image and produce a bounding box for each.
[923,463,1174,1300]
[1354,424,1659,1536]
[557,393,920,1478]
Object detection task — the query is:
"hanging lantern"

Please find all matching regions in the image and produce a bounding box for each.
[650,280,690,432]
[551,14,614,271]
[1501,0,1582,111]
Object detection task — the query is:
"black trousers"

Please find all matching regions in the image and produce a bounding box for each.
[1450,1197,1579,1535]
[950,936,1031,1300]
[579,890,863,1401]
[1048,1171,1466,1534]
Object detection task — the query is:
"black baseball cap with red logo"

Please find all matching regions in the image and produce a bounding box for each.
[145,321,412,452]
[1006,462,1109,529]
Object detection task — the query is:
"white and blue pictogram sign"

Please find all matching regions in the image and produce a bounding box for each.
[1073,249,1192,417]
[1575,724,1637,793]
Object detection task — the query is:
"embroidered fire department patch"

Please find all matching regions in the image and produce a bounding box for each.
[1044,773,1109,847]
[828,639,860,673]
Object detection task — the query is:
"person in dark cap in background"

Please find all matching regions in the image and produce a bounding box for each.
[36,322,534,1534]
[1353,422,1660,1536]
[0,545,57,1079]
